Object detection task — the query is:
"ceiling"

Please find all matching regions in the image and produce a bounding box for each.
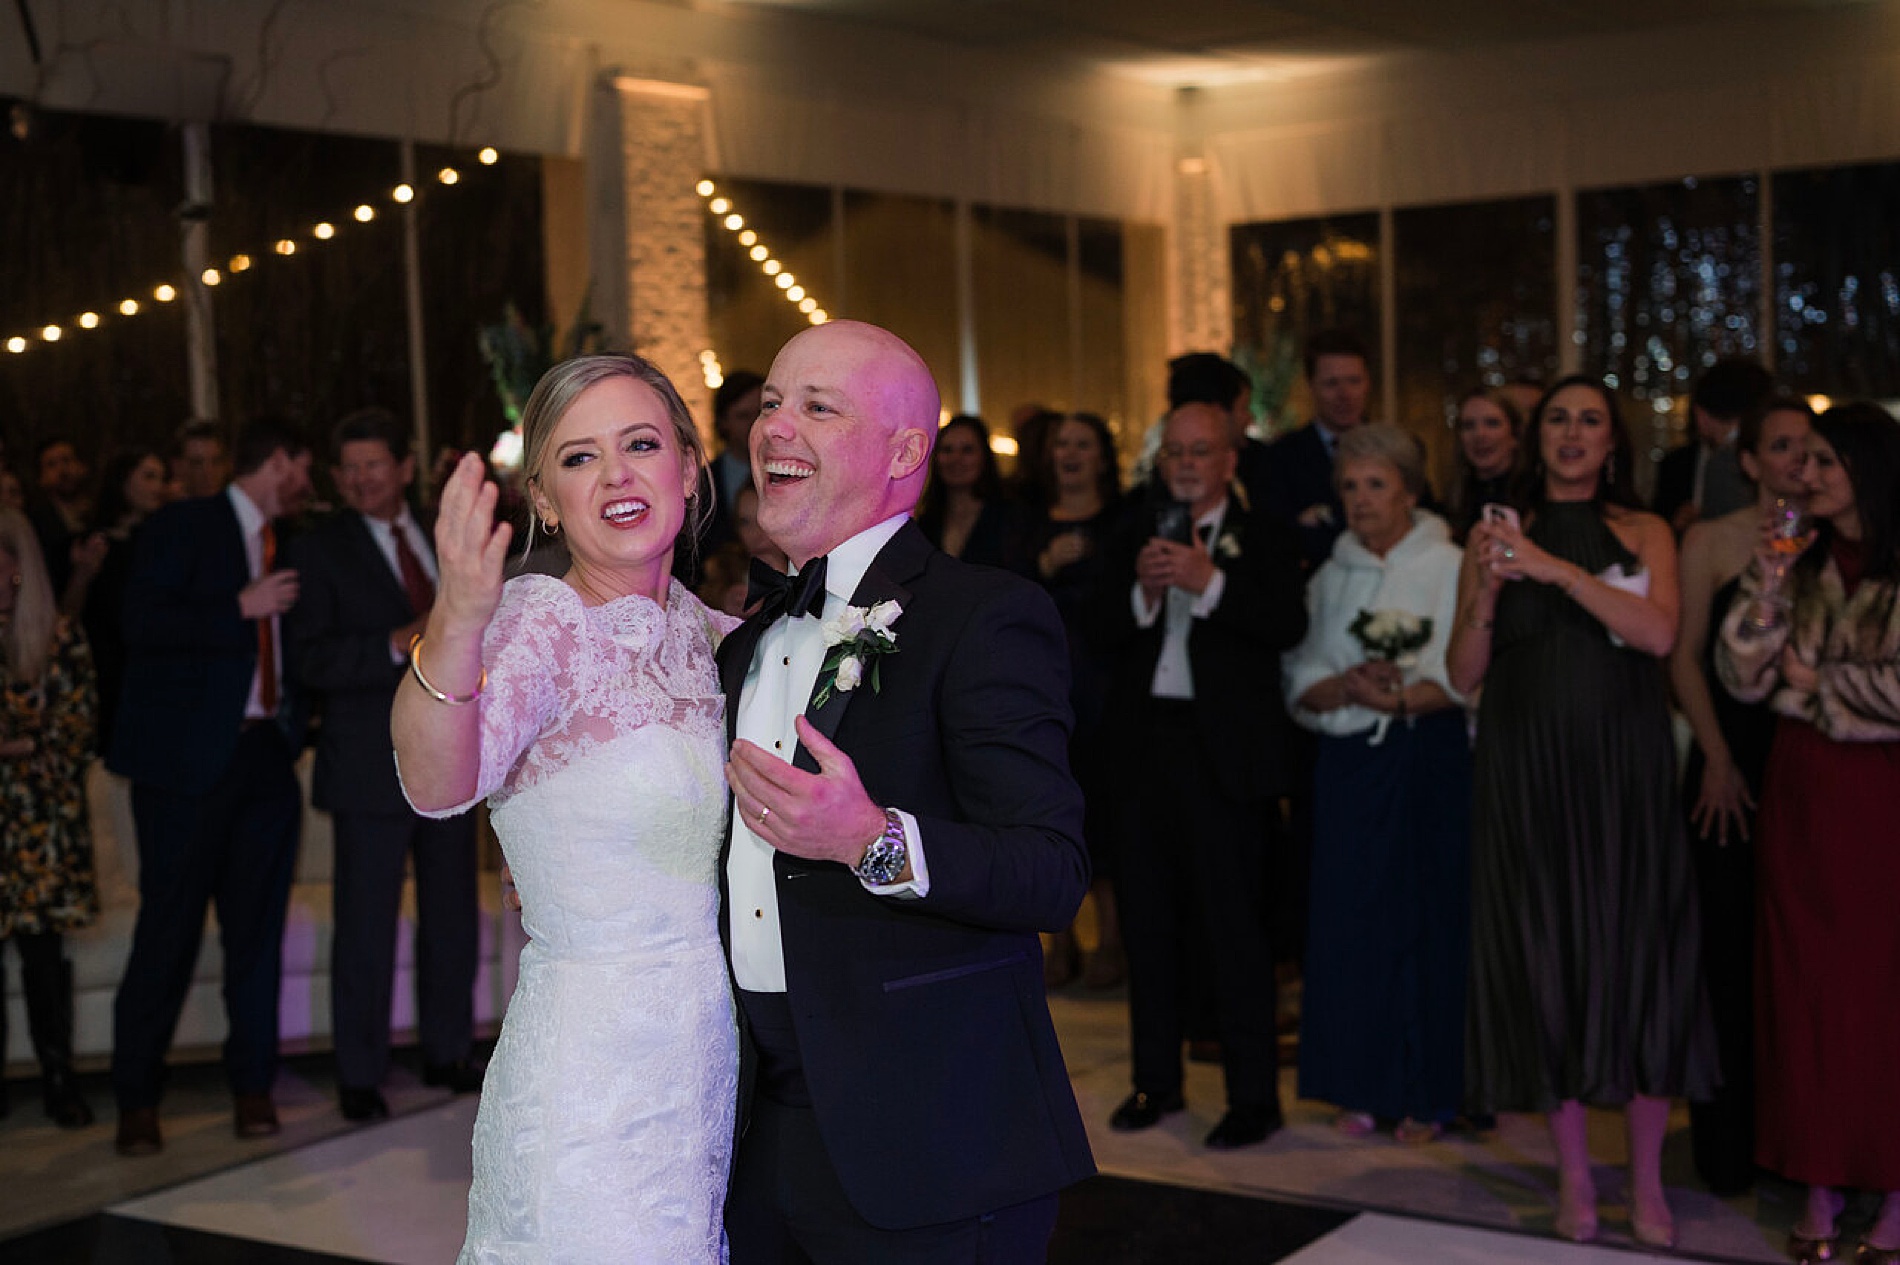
[713,0,1878,84]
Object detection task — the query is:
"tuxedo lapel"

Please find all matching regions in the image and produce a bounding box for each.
[719,615,768,744]
[343,512,412,615]
[793,522,927,772]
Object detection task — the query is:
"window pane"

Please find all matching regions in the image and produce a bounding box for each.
[1394,196,1557,481]
[1575,175,1761,472]
[1230,213,1381,433]
[1772,161,1900,401]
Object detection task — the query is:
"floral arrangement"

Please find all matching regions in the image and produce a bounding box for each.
[1349,608,1432,667]
[813,600,902,708]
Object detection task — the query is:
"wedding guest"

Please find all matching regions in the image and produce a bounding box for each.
[107,421,313,1156]
[1098,402,1306,1149]
[1669,395,1813,1196]
[0,508,99,1128]
[1447,375,1716,1247]
[1168,352,1269,510]
[1283,424,1467,1144]
[80,448,170,754]
[1263,329,1371,570]
[29,437,94,600]
[1653,357,1773,534]
[1445,387,1524,543]
[1028,412,1125,989]
[287,408,482,1123]
[679,371,766,583]
[169,419,231,501]
[1717,403,1900,1263]
[915,413,1030,574]
[731,482,785,575]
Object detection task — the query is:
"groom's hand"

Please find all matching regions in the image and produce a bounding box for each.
[727,716,886,866]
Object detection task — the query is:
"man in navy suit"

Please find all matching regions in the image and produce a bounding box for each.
[108,420,312,1155]
[286,408,482,1123]
[1261,328,1372,571]
[1096,403,1307,1150]
[718,320,1094,1261]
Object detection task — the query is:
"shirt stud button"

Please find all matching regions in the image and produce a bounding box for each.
[782,656,790,666]
[753,908,763,919]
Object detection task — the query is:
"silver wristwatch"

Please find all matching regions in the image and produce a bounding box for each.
[852,808,909,886]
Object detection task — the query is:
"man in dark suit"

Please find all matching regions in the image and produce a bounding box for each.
[1167,351,1271,511]
[286,408,482,1123]
[1097,402,1307,1150]
[108,420,312,1155]
[1261,328,1372,571]
[1651,356,1773,534]
[718,320,1094,1261]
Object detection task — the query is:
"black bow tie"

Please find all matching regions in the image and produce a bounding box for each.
[747,555,829,622]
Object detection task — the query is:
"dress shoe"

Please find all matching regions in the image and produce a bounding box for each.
[339,1087,390,1122]
[42,1068,94,1129]
[1108,1090,1185,1132]
[423,1058,486,1094]
[233,1092,280,1138]
[1204,1105,1282,1150]
[115,1107,163,1157]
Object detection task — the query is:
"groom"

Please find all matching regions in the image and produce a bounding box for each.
[719,319,1096,1261]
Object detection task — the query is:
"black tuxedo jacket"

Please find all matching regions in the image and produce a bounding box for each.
[1260,422,1345,570]
[715,519,1095,1230]
[285,509,430,816]
[108,493,304,794]
[1096,493,1307,803]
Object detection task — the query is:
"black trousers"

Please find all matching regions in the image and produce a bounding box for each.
[330,809,479,1088]
[726,990,1060,1265]
[111,724,301,1108]
[1119,700,1280,1110]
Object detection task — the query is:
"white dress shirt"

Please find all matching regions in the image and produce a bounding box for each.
[1132,502,1229,700]
[726,514,930,993]
[227,484,281,720]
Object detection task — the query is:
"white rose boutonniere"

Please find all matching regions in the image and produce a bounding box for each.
[813,600,902,708]
[1215,532,1242,561]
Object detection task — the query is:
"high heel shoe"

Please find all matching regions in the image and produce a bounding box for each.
[1787,1229,1841,1263]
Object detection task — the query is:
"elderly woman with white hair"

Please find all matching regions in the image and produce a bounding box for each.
[1282,423,1469,1144]
[0,507,100,1128]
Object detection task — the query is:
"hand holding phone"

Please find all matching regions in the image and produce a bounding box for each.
[1481,503,1520,532]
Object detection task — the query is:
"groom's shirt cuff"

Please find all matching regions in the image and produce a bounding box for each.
[860,809,928,899]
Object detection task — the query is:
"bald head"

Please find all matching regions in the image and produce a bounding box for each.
[753,320,941,564]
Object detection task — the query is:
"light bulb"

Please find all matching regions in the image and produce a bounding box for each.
[201,268,222,286]
[695,179,715,197]
[230,254,253,272]
[78,311,100,329]
[786,285,805,302]
[798,297,817,313]
[775,273,795,290]
[276,239,297,255]
[478,146,499,165]
[119,299,140,316]
[5,336,25,354]
[314,223,335,240]
[738,230,757,246]
[392,183,415,203]
[808,310,828,325]
[749,245,768,262]
[353,204,375,223]
[723,213,744,231]
[154,284,178,302]
[438,167,460,185]
[41,324,60,342]
[709,198,731,215]
[763,260,781,276]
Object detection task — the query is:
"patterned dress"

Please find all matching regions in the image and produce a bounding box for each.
[1,618,100,938]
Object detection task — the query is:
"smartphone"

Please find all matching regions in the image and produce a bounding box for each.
[1153,500,1194,545]
[1481,503,1520,532]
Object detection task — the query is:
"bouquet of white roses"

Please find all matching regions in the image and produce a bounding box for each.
[1348,608,1432,668]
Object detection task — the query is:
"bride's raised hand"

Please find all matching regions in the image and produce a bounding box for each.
[433,453,513,635]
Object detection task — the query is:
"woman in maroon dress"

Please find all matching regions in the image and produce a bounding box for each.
[1718,403,1900,1264]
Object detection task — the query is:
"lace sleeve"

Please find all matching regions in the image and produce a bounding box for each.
[403,578,564,819]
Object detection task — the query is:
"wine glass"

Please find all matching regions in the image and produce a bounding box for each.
[1747,496,1810,632]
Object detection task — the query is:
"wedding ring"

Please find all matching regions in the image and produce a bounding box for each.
[1502,546,1516,561]
[758,805,770,825]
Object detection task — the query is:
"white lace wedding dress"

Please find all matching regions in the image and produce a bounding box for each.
[404,573,739,1264]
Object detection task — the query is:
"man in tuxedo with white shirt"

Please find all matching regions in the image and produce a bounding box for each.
[717,319,1094,1261]
[1097,402,1307,1150]
[286,409,482,1122]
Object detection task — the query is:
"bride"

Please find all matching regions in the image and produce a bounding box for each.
[393,355,739,1262]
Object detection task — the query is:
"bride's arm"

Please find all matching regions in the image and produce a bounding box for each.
[392,455,514,813]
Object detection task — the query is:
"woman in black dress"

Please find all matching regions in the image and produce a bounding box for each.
[1027,413,1123,987]
[914,414,1029,575]
[1668,396,1813,1195]
[1446,376,1716,1249]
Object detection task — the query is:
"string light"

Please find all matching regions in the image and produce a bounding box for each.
[697,178,837,328]
[5,144,500,356]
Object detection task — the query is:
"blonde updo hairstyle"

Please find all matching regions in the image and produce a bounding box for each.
[516,353,711,555]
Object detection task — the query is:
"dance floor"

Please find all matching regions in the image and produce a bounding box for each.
[0,991,1819,1262]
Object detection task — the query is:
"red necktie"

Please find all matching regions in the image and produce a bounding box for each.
[390,521,435,617]
[257,523,278,715]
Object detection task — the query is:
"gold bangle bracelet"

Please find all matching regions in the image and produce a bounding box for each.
[408,633,485,705]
